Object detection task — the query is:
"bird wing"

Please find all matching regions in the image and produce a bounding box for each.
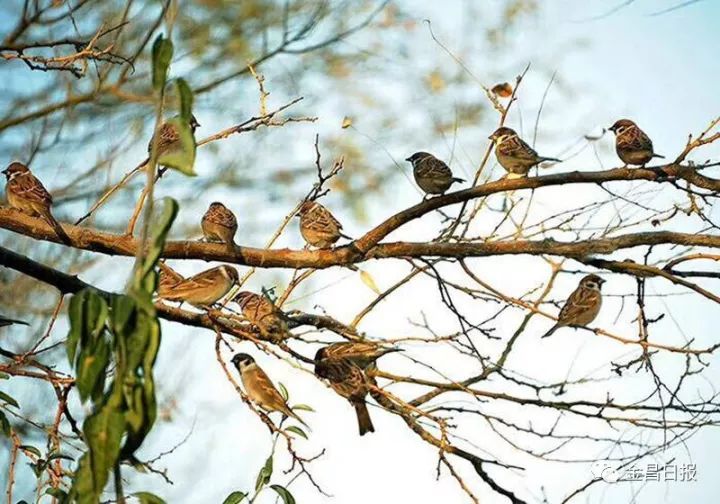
[417,157,453,179]
[11,173,53,205]
[204,206,237,229]
[149,122,179,153]
[247,366,291,411]
[307,205,343,232]
[558,287,600,324]
[622,127,653,151]
[499,135,540,162]
[165,267,221,296]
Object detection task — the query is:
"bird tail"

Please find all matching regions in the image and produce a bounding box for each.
[42,209,71,244]
[452,177,465,183]
[539,156,562,164]
[340,231,354,241]
[652,153,666,159]
[353,400,375,436]
[0,317,28,327]
[540,324,559,339]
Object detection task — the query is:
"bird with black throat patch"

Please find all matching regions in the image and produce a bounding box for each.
[608,119,664,167]
[488,127,561,178]
[2,162,71,244]
[541,274,606,338]
[405,152,464,197]
[231,353,308,427]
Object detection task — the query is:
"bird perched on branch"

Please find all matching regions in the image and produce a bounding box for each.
[321,341,401,370]
[202,202,237,244]
[314,347,375,436]
[2,162,70,244]
[0,316,28,328]
[157,265,237,307]
[157,262,184,298]
[608,119,664,167]
[234,291,289,342]
[231,353,308,427]
[541,274,605,338]
[405,152,464,196]
[489,127,561,177]
[297,201,351,249]
[148,114,200,158]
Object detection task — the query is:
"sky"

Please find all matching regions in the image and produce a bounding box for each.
[2,0,720,503]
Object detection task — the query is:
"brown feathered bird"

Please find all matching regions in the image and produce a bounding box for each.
[542,274,605,338]
[322,341,401,370]
[297,201,351,248]
[489,127,561,177]
[231,353,308,427]
[314,347,376,436]
[3,162,70,243]
[234,291,289,342]
[157,265,238,307]
[201,202,237,244]
[608,119,664,166]
[405,152,464,196]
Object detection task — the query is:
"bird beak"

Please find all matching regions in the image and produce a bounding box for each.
[599,278,606,284]
[1,169,7,175]
[404,157,411,162]
[488,135,495,141]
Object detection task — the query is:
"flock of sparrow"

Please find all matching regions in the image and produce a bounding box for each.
[1,115,663,435]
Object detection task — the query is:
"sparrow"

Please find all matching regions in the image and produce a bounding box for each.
[157,265,238,307]
[231,353,307,426]
[314,348,375,435]
[201,202,237,244]
[2,162,70,243]
[148,114,200,158]
[0,316,28,328]
[608,119,664,167]
[489,127,561,177]
[296,201,351,249]
[234,291,289,342]
[321,341,401,370]
[404,152,464,196]
[541,274,605,338]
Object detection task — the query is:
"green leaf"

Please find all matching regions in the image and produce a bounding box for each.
[0,372,9,379]
[75,335,110,403]
[285,425,308,440]
[151,35,173,91]
[270,485,296,504]
[67,289,88,364]
[0,390,18,408]
[19,445,42,457]
[278,382,289,401]
[255,455,273,491]
[134,491,166,504]
[292,403,315,412]
[47,451,74,462]
[111,294,136,335]
[0,411,9,436]
[175,78,193,122]
[45,488,68,501]
[142,197,179,279]
[156,118,196,175]
[70,406,125,503]
[222,491,248,504]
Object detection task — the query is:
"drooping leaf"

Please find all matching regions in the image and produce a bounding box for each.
[47,452,74,462]
[71,406,125,503]
[19,445,42,457]
[270,485,296,504]
[141,197,179,279]
[45,488,68,502]
[111,294,137,335]
[175,78,193,122]
[255,455,273,491]
[291,403,315,412]
[151,35,173,91]
[76,336,110,403]
[0,390,19,408]
[67,289,88,364]
[134,491,166,504]
[222,491,248,504]
[0,372,10,379]
[0,411,10,436]
[285,425,308,440]
[360,270,381,294]
[156,118,196,175]
[278,382,289,401]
